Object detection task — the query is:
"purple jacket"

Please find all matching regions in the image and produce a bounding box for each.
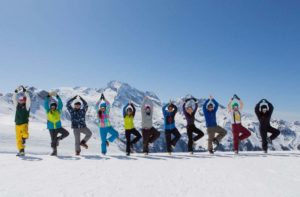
[183,103,198,126]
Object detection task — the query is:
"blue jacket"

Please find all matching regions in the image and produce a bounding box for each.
[44,96,63,130]
[162,104,178,131]
[67,97,88,129]
[203,99,219,128]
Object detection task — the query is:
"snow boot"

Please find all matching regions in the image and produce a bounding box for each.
[208,150,214,155]
[16,149,25,157]
[51,148,57,156]
[76,151,81,156]
[80,140,88,149]
[213,139,220,152]
[267,137,273,145]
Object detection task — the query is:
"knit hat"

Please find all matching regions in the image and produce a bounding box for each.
[231,102,239,109]
[100,102,107,108]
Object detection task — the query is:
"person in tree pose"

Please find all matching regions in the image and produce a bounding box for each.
[227,94,251,154]
[44,92,70,156]
[123,101,142,156]
[13,86,31,157]
[141,96,160,155]
[95,94,119,155]
[183,97,204,154]
[203,96,227,154]
[162,101,181,155]
[255,99,280,153]
[67,95,92,156]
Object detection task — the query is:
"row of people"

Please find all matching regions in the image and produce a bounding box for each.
[12,86,280,157]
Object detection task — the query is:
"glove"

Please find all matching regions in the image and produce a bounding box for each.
[185,98,191,102]
[14,89,18,93]
[22,86,26,93]
[100,94,105,100]
[233,94,240,100]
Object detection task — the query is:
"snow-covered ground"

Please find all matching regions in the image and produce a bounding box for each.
[1,115,300,197]
[0,152,299,197]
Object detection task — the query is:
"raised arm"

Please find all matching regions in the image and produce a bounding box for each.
[95,99,101,111]
[123,103,129,117]
[24,91,31,111]
[183,102,187,115]
[173,104,178,114]
[44,96,50,112]
[131,103,136,117]
[265,99,274,114]
[57,96,63,112]
[105,100,110,115]
[203,99,210,113]
[227,100,233,113]
[12,92,18,107]
[255,102,260,117]
[212,99,219,112]
[239,99,244,111]
[67,96,76,112]
[162,104,168,116]
[80,96,88,112]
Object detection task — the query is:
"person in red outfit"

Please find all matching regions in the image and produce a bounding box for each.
[228,94,251,154]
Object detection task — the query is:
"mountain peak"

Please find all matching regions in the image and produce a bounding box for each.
[107,80,128,90]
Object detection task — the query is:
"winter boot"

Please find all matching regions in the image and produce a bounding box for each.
[267,137,273,145]
[16,149,25,157]
[213,139,220,152]
[80,140,88,149]
[51,148,57,156]
[208,150,214,155]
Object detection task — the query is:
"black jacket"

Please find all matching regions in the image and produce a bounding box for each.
[255,100,274,126]
[67,97,88,129]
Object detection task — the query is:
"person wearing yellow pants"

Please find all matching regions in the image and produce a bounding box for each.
[13,86,31,157]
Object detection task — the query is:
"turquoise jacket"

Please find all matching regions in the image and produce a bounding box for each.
[44,96,63,130]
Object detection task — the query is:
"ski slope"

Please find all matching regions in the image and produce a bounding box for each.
[0,152,299,197]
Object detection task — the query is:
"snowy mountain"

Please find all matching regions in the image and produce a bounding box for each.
[0,80,299,153]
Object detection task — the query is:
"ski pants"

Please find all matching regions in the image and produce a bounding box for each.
[207,126,227,151]
[100,126,119,154]
[73,127,92,152]
[232,124,251,151]
[142,127,161,153]
[49,127,70,150]
[16,123,29,151]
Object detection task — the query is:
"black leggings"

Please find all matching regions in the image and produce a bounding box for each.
[187,124,204,152]
[165,128,181,153]
[125,128,142,153]
[49,128,70,149]
[260,125,280,151]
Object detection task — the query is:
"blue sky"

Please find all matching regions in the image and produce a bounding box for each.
[0,0,299,121]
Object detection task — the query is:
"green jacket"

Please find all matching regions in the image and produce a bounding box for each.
[13,92,31,125]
